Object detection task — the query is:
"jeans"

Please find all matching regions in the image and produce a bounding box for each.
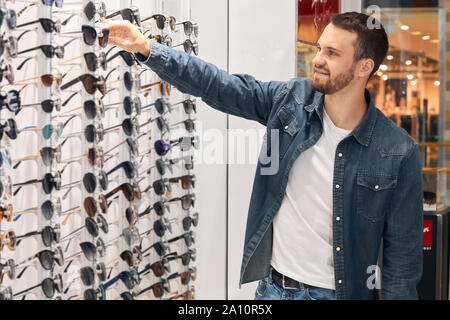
[254,271,336,300]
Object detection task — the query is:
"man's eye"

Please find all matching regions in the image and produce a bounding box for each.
[328,50,336,56]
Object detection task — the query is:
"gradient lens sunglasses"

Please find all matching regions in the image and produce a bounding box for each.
[105,7,141,26]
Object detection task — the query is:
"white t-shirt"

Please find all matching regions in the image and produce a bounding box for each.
[271,107,352,290]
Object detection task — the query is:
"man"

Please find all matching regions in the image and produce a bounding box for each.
[107,11,423,300]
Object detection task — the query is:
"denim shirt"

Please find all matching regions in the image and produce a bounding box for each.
[136,40,424,300]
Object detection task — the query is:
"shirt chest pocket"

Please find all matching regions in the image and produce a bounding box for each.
[274,105,300,159]
[356,173,397,223]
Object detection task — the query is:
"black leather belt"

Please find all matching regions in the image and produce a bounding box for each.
[271,268,316,290]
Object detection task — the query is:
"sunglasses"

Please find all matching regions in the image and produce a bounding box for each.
[105,7,141,26]
[0,60,14,84]
[0,229,17,251]
[182,213,199,231]
[176,21,199,37]
[107,50,135,67]
[80,237,106,262]
[142,14,175,31]
[17,44,64,59]
[15,247,64,276]
[0,118,18,140]
[21,97,62,114]
[83,284,106,300]
[13,274,63,299]
[122,96,142,115]
[60,52,107,72]
[13,171,61,196]
[164,118,196,133]
[105,182,142,202]
[122,226,141,246]
[173,39,199,56]
[153,217,176,237]
[0,258,16,282]
[16,73,63,87]
[61,73,106,95]
[139,80,171,96]
[168,193,196,210]
[141,258,171,278]
[15,224,61,247]
[0,204,13,223]
[168,267,197,285]
[137,279,171,298]
[16,18,61,33]
[64,25,109,47]
[120,247,143,268]
[0,286,13,300]
[154,135,200,156]
[168,287,195,300]
[168,174,196,190]
[63,215,108,241]
[12,198,61,222]
[0,34,18,58]
[0,8,17,30]
[167,231,196,248]
[0,176,12,200]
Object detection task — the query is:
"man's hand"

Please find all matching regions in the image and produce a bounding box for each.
[106,21,151,57]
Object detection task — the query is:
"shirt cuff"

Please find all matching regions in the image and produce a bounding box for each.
[133,39,167,72]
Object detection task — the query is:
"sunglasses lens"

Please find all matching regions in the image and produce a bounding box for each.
[42,278,55,298]
[80,267,95,286]
[155,98,165,114]
[41,99,54,113]
[99,28,109,47]
[153,201,165,216]
[41,19,54,32]
[84,125,95,143]
[124,72,132,91]
[156,16,165,30]
[122,118,134,136]
[154,140,167,156]
[80,242,96,261]
[155,159,166,175]
[81,75,96,95]
[123,96,132,115]
[85,217,99,237]
[184,22,193,36]
[182,217,191,231]
[121,292,134,300]
[126,138,138,156]
[83,172,96,193]
[97,214,108,233]
[98,194,107,214]
[88,148,97,166]
[153,180,164,196]
[152,262,164,277]
[134,97,142,115]
[41,226,54,247]
[82,25,97,45]
[6,90,20,112]
[120,251,133,267]
[125,207,137,226]
[96,263,106,282]
[153,283,163,298]
[83,196,97,218]
[7,10,17,30]
[83,289,96,300]
[41,200,54,220]
[154,220,165,237]
[84,1,96,20]
[84,52,98,71]
[99,170,108,191]
[39,251,55,270]
[84,100,97,119]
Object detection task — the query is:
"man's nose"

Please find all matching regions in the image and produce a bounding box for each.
[312,50,325,68]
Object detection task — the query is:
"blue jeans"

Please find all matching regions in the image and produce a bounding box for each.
[254,271,336,300]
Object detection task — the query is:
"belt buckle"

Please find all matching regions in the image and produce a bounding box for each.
[281,274,298,290]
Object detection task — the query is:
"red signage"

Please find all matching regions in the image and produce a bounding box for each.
[423,220,432,247]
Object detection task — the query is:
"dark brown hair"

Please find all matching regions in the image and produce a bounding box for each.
[331,12,389,78]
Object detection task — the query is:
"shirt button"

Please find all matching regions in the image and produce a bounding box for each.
[338,153,343,157]
[338,280,342,284]
[375,185,379,190]
[336,216,341,221]
[336,184,340,189]
[284,125,289,130]
[336,247,341,252]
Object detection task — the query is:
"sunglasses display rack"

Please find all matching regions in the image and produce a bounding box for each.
[0,0,199,300]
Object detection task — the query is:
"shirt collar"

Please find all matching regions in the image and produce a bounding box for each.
[303,89,378,147]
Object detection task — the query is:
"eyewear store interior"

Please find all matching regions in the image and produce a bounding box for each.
[0,0,448,301]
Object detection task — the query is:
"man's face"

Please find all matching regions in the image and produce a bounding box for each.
[312,23,359,94]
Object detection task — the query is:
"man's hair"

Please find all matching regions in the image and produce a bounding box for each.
[331,12,389,78]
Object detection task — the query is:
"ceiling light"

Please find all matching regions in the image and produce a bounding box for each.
[377,71,383,77]
[400,25,409,30]
[431,39,439,44]
[382,75,388,81]
[434,81,440,86]
[387,55,394,60]
[411,31,421,36]
[407,74,414,80]
[422,35,431,40]
[405,60,412,65]
[411,80,416,86]
[380,64,388,71]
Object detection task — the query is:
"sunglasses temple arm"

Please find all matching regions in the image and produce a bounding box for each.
[62,91,80,107]
[13,282,41,298]
[17,45,41,56]
[60,76,81,91]
[104,140,125,155]
[15,19,39,29]
[105,10,121,19]
[17,57,35,71]
[106,52,120,63]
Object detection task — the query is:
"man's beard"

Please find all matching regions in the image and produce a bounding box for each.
[312,63,356,94]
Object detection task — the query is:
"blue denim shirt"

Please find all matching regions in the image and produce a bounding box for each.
[136,40,424,300]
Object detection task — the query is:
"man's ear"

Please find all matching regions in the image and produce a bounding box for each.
[359,58,375,78]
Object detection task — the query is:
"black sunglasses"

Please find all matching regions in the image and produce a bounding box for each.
[105,7,141,26]
[16,18,61,33]
[17,44,64,59]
